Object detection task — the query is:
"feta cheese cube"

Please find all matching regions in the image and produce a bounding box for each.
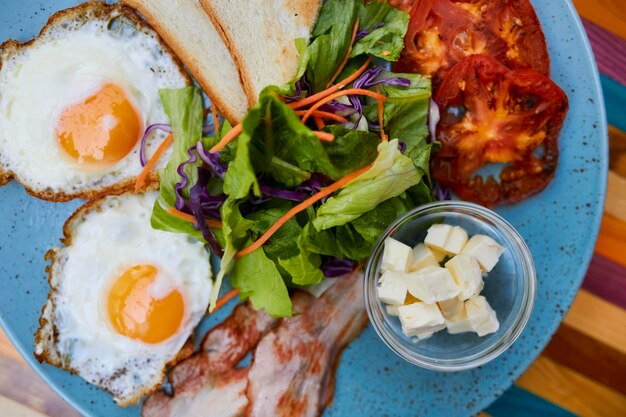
[386,304,400,317]
[444,226,468,254]
[438,296,465,320]
[460,235,505,272]
[398,302,445,337]
[382,237,413,272]
[424,224,452,252]
[409,244,440,271]
[465,296,500,336]
[409,324,447,340]
[445,255,484,300]
[446,310,474,334]
[404,266,460,304]
[431,247,447,262]
[377,270,408,305]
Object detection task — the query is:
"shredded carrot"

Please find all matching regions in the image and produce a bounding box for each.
[288,57,373,110]
[326,18,361,88]
[376,86,387,142]
[236,163,373,258]
[209,123,243,153]
[213,289,240,313]
[301,89,386,124]
[135,134,174,192]
[211,105,221,135]
[313,131,335,142]
[167,207,222,229]
[294,110,348,123]
[313,116,325,130]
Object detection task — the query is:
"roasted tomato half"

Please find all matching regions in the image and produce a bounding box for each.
[431,55,568,206]
[394,0,550,85]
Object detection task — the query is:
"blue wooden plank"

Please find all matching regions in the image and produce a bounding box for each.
[486,386,578,417]
[601,74,626,132]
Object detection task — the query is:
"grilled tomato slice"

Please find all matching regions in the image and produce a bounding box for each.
[431,55,568,206]
[394,0,550,85]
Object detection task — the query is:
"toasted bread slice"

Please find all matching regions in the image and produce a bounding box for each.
[201,0,322,104]
[123,0,248,123]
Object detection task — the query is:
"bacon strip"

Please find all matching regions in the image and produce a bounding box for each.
[142,303,277,417]
[246,272,367,417]
[142,368,249,417]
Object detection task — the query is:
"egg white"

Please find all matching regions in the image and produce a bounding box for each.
[35,192,212,405]
[0,5,188,198]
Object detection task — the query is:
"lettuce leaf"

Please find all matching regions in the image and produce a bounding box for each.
[312,139,423,230]
[278,250,324,286]
[230,243,292,317]
[351,0,409,61]
[150,87,204,240]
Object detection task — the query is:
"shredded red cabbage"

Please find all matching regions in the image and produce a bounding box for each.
[354,22,385,42]
[321,257,358,278]
[140,123,214,167]
[140,124,172,166]
[398,141,407,154]
[175,146,199,211]
[340,67,411,130]
[196,141,227,180]
[188,167,223,256]
[284,75,312,102]
[434,183,452,201]
[259,184,308,201]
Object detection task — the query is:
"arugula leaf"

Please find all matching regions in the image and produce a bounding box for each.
[151,87,204,238]
[243,94,377,182]
[313,139,423,230]
[306,0,358,92]
[351,1,409,61]
[247,201,302,261]
[230,245,292,317]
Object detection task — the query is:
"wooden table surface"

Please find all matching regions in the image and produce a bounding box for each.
[1,1,625,417]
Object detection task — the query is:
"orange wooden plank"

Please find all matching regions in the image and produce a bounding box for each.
[0,329,26,365]
[595,214,626,268]
[572,0,626,39]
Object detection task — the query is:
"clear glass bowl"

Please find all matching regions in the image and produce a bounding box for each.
[364,201,536,371]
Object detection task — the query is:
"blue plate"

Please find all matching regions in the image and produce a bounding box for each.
[0,1,607,416]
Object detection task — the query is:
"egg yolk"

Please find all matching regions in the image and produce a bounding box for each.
[56,83,142,168]
[107,265,184,344]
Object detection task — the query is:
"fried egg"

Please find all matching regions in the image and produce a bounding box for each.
[0,2,189,201]
[35,192,212,406]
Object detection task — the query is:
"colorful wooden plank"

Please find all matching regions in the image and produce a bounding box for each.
[572,0,626,39]
[517,356,626,417]
[486,386,577,417]
[582,254,626,309]
[0,355,80,417]
[562,290,626,355]
[544,324,626,395]
[594,214,626,268]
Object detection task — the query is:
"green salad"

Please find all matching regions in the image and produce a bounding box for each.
[147,0,433,316]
